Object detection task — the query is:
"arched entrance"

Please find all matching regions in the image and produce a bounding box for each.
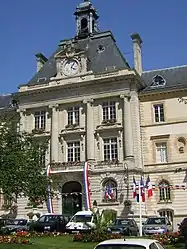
[62,181,82,216]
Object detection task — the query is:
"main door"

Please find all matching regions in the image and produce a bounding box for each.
[62,181,82,217]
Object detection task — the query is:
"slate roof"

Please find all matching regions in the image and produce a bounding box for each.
[0,94,13,109]
[27,31,130,86]
[141,65,187,93]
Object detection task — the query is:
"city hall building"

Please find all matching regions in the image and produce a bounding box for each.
[1,0,187,229]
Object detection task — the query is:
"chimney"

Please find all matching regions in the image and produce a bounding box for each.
[35,53,48,72]
[130,33,143,75]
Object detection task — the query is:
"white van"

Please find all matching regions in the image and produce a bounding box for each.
[66,210,95,233]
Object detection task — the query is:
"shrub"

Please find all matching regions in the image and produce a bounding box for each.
[151,232,183,245]
[73,231,122,243]
[102,209,117,225]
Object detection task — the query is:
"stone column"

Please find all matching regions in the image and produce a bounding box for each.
[49,104,59,163]
[83,99,95,161]
[120,94,133,158]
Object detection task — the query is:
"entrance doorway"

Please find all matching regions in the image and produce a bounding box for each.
[62,181,82,216]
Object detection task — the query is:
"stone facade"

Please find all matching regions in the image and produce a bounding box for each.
[140,91,187,229]
[1,0,187,231]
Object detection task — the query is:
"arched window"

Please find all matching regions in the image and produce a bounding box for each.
[159,180,171,201]
[81,18,88,31]
[102,179,117,202]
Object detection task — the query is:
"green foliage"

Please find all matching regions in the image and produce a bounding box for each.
[89,209,117,233]
[102,209,117,225]
[0,110,51,208]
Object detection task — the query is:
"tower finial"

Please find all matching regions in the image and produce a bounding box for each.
[74,0,99,38]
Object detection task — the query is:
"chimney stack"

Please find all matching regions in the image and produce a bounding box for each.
[35,53,48,72]
[130,33,143,75]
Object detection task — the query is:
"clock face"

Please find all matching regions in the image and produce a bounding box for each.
[63,59,79,76]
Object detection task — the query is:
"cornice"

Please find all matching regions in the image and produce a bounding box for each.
[17,69,139,97]
[139,87,187,100]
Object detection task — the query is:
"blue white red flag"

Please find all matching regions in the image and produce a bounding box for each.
[140,176,145,202]
[146,175,153,198]
[105,185,114,200]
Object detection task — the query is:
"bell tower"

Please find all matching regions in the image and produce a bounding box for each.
[74,0,99,38]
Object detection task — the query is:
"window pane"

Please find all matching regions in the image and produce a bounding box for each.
[74,107,80,125]
[156,143,167,163]
[159,182,171,201]
[68,108,73,125]
[109,101,116,120]
[67,141,80,162]
[103,138,118,161]
[103,105,109,120]
[34,111,46,130]
[41,111,46,129]
[154,104,165,122]
[102,101,116,121]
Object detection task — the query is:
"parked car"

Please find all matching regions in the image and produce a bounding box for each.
[107,218,139,236]
[30,214,70,233]
[94,238,165,249]
[178,218,187,235]
[143,216,172,235]
[0,219,30,235]
[66,210,95,233]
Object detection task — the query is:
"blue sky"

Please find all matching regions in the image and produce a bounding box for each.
[0,0,187,94]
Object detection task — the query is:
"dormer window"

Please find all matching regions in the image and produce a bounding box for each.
[151,75,166,87]
[97,45,105,53]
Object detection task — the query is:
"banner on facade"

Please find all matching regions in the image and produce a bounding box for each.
[83,162,91,210]
[46,165,54,213]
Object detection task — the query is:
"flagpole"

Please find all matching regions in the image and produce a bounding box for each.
[139,182,142,237]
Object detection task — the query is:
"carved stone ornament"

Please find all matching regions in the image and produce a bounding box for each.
[65,41,76,58]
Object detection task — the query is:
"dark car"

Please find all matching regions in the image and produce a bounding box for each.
[0,219,30,235]
[178,218,187,236]
[107,218,139,236]
[30,214,70,233]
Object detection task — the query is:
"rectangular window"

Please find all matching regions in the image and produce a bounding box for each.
[67,107,80,125]
[102,101,116,121]
[153,104,165,122]
[67,141,80,162]
[34,110,46,130]
[155,142,167,163]
[103,138,118,161]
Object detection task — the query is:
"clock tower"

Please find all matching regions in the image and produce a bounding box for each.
[74,0,99,38]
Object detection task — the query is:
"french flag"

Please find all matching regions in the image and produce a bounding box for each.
[146,175,153,198]
[105,186,114,200]
[140,176,145,202]
[133,176,137,199]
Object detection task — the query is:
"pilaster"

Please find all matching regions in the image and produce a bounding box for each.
[17,108,26,132]
[83,98,95,161]
[49,104,59,163]
[120,93,134,158]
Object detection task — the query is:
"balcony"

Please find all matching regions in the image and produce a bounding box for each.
[31,128,50,137]
[94,160,124,172]
[51,161,90,173]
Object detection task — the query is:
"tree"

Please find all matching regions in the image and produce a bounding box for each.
[0,107,52,210]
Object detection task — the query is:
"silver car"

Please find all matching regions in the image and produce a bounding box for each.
[143,216,172,235]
